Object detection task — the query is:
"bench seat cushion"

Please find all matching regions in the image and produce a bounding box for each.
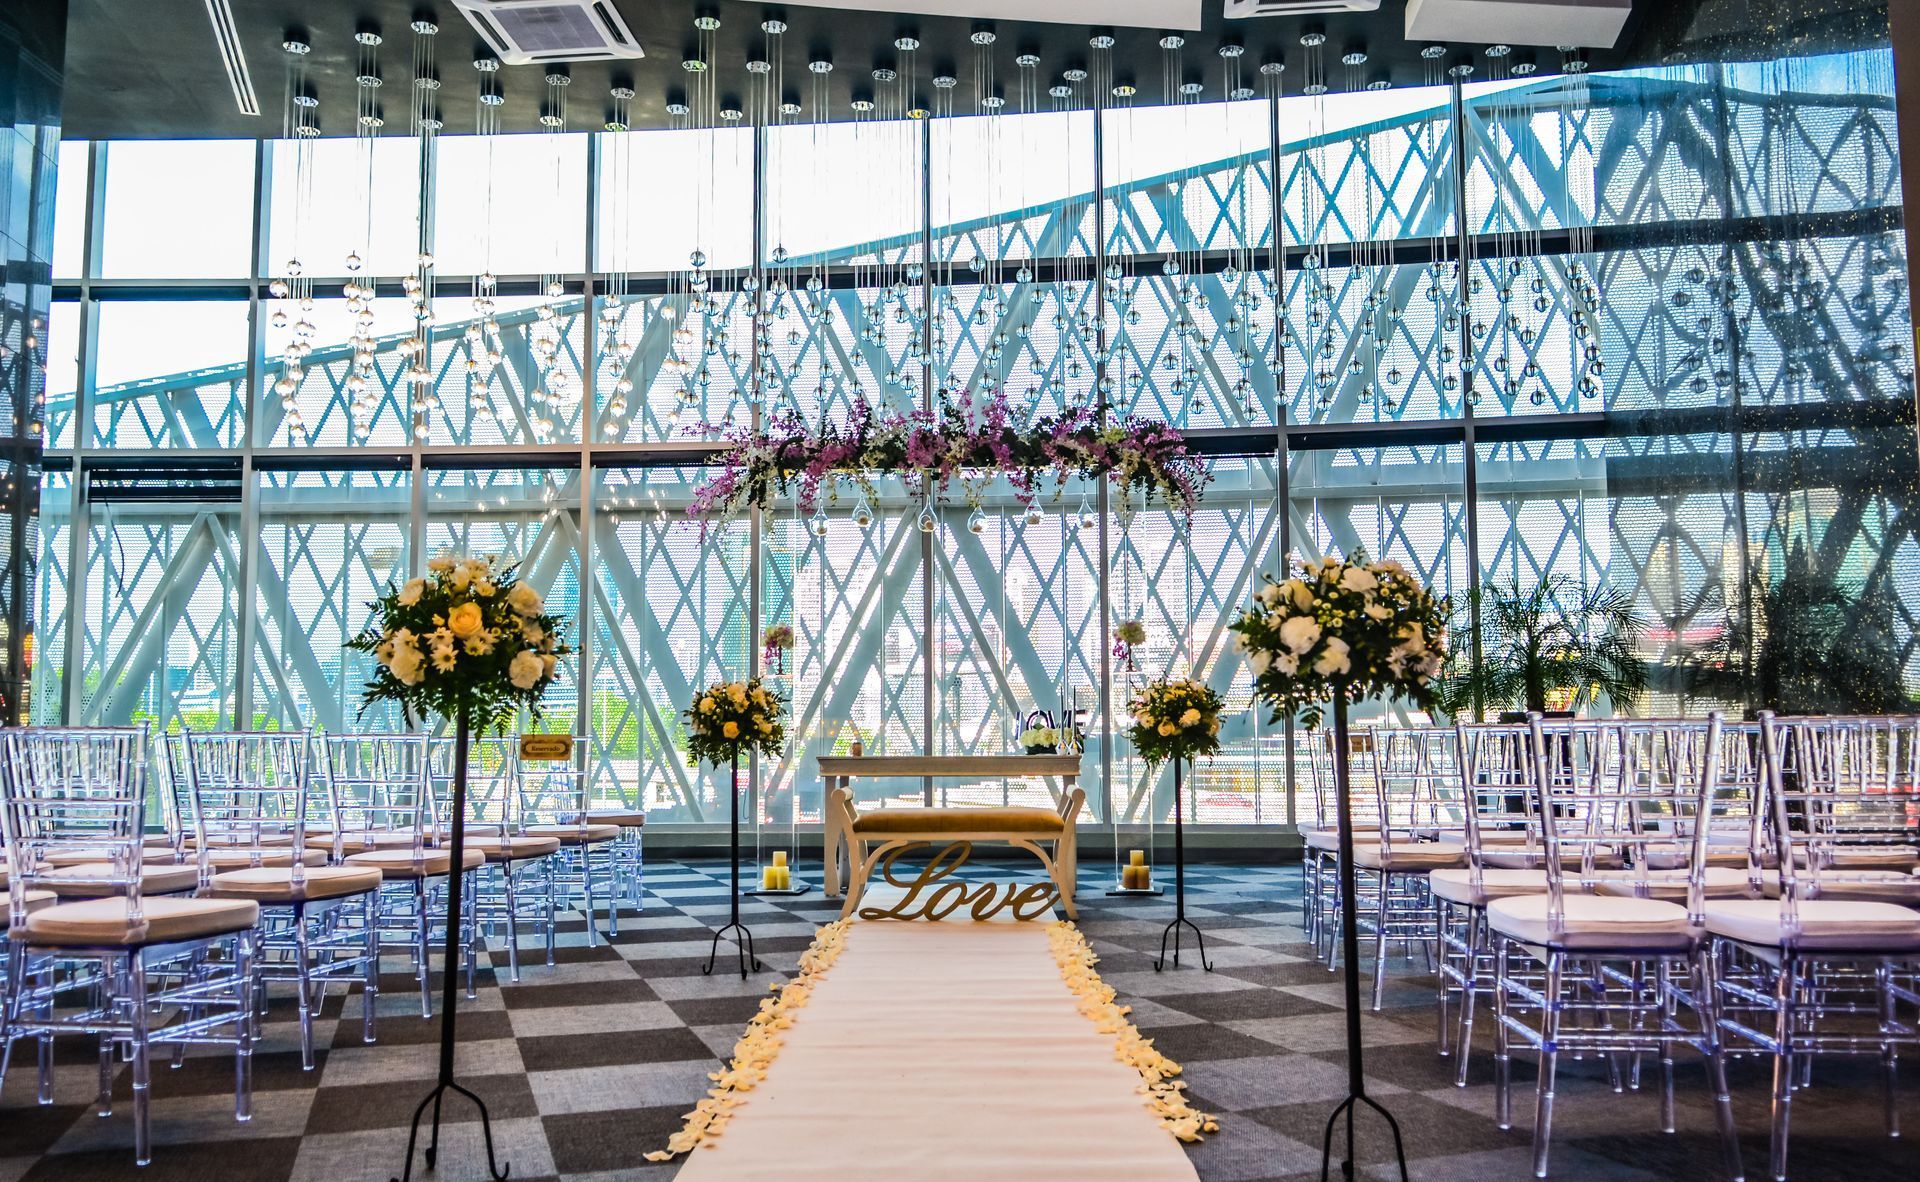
[851,806,1065,836]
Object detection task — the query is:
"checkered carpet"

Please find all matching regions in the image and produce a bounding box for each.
[1,860,1913,1181]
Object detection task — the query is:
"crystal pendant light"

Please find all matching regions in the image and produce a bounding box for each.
[851,496,875,529]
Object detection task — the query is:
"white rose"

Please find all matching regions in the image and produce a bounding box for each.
[428,554,454,574]
[509,649,544,690]
[449,565,472,591]
[1279,616,1323,654]
[1248,649,1272,675]
[1257,584,1284,608]
[508,583,544,615]
[389,647,426,685]
[542,653,558,678]
[1340,567,1378,594]
[397,578,425,607]
[1314,637,1352,676]
[1364,603,1391,620]
[1290,581,1315,611]
[1275,652,1300,676]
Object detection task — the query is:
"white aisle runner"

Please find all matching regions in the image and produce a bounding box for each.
[673,919,1204,1181]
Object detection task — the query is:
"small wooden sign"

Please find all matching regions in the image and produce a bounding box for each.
[519,733,574,762]
[856,842,1059,922]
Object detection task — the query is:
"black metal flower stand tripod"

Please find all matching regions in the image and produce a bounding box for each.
[392,708,509,1182]
[1153,756,1211,972]
[1319,690,1408,1182]
[702,749,761,979]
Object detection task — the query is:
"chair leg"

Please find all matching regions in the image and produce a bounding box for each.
[415,881,433,1019]
[1372,872,1391,1011]
[1769,955,1797,1182]
[1436,901,1454,1059]
[0,942,24,1098]
[362,891,380,1045]
[503,863,523,983]
[1694,951,1745,1182]
[464,872,479,1001]
[1456,909,1483,1089]
[1532,950,1564,1180]
[234,932,254,1123]
[97,1027,114,1117]
[128,953,151,1167]
[293,908,316,1071]
[1658,959,1677,1134]
[1494,938,1513,1131]
[544,858,558,966]
[1879,962,1901,1140]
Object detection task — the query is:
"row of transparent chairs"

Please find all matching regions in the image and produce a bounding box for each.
[1405,712,1920,1180]
[0,725,648,1166]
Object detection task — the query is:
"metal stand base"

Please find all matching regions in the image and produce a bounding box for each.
[745,883,812,897]
[1106,882,1166,897]
[392,1079,510,1182]
[1320,1091,1410,1182]
[1152,759,1211,972]
[703,753,760,980]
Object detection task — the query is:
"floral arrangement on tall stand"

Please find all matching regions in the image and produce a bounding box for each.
[347,552,571,1182]
[1127,678,1224,971]
[1229,553,1445,1182]
[684,678,788,978]
[761,624,794,676]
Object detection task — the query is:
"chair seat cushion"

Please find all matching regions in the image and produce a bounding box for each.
[17,896,260,947]
[1703,898,1920,951]
[206,865,384,903]
[1760,870,1920,905]
[1429,867,1548,906]
[201,848,329,871]
[343,848,484,877]
[1640,841,1756,870]
[310,832,422,853]
[41,847,180,868]
[40,862,201,898]
[1486,893,1698,951]
[467,835,563,862]
[1352,840,1466,871]
[523,824,621,844]
[1481,848,1625,871]
[1794,846,1919,870]
[1303,830,1379,852]
[1589,867,1758,901]
[564,810,646,828]
[850,807,1065,836]
[0,889,56,928]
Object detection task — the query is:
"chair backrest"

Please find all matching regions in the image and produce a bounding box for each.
[320,733,432,858]
[1530,714,1730,933]
[158,731,192,858]
[1761,713,1920,923]
[1365,725,1461,856]
[182,730,313,884]
[1452,721,1535,888]
[0,725,152,928]
[427,735,517,835]
[516,737,591,833]
[1306,726,1381,832]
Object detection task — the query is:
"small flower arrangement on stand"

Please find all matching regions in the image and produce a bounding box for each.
[1018,723,1060,755]
[1228,552,1445,1182]
[1113,618,1147,672]
[761,624,794,676]
[684,677,788,978]
[1126,677,1224,970]
[346,552,571,1182]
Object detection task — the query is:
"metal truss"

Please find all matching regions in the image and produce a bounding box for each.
[32,58,1917,827]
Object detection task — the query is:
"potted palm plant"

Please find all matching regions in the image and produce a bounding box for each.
[1437,576,1649,720]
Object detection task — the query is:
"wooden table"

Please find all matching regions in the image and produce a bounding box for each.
[818,755,1086,917]
[816,754,1083,808]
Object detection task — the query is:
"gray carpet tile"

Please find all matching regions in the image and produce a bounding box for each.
[0,858,1914,1181]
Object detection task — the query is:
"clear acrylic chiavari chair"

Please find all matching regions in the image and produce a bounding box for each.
[515,743,618,943]
[321,734,483,1018]
[1487,714,1745,1181]
[0,725,260,1166]
[1303,726,1382,965]
[1704,713,1920,1181]
[183,730,385,1070]
[1352,725,1466,1009]
[433,736,560,982]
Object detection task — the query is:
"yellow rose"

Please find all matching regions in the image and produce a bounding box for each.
[1158,722,1177,736]
[722,721,740,739]
[447,601,484,638]
[699,697,715,713]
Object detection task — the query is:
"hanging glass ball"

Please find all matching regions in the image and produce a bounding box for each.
[344,252,361,272]
[1162,259,1180,277]
[810,509,829,537]
[1015,266,1033,284]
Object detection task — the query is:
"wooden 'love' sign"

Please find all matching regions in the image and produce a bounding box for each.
[856,841,1059,922]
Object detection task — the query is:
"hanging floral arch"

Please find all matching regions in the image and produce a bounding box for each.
[687,393,1211,524]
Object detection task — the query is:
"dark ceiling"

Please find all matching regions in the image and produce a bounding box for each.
[60,0,1891,140]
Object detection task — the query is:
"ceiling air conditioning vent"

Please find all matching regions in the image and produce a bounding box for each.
[452,0,646,65]
[1225,0,1382,18]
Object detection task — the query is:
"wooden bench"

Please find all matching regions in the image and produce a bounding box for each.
[823,785,1084,920]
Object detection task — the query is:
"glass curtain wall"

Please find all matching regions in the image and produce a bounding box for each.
[33,45,1914,828]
